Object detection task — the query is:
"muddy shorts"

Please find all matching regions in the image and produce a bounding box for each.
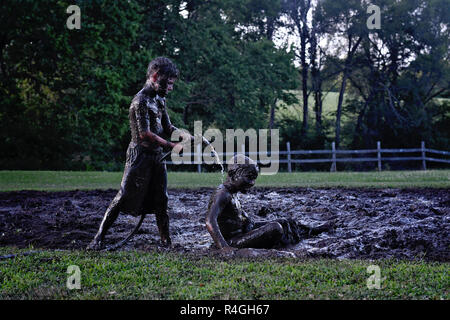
[114,142,168,216]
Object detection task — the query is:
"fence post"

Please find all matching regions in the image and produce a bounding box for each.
[197,143,202,173]
[421,141,426,170]
[330,142,337,172]
[286,142,292,173]
[241,144,245,155]
[377,141,382,171]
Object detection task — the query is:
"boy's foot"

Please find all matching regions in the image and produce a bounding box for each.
[86,239,104,251]
[159,236,172,247]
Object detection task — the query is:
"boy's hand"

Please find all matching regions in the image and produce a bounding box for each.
[171,143,184,154]
[180,131,194,143]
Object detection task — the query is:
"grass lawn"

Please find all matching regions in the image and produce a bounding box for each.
[0,248,448,300]
[0,169,449,191]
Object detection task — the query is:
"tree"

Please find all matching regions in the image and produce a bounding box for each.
[316,0,367,149]
[283,0,313,139]
[346,0,449,150]
[0,0,151,170]
[138,0,298,132]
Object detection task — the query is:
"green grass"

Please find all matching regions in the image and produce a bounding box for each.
[0,248,448,300]
[0,170,449,191]
[278,91,343,122]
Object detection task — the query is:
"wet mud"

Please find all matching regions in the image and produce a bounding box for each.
[0,188,448,261]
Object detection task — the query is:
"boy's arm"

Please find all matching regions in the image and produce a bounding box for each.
[134,98,179,150]
[206,191,231,249]
[160,104,178,136]
[161,106,194,144]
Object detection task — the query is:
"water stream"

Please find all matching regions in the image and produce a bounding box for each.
[200,136,225,184]
[159,135,225,183]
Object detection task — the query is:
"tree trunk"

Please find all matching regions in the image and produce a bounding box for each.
[335,71,348,149]
[300,29,308,138]
[335,36,363,149]
[183,105,189,125]
[352,97,369,147]
[314,82,322,130]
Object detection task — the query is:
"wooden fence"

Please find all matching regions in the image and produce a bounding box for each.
[166,141,450,172]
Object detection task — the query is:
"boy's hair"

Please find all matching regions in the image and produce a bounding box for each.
[147,57,179,79]
[227,154,259,179]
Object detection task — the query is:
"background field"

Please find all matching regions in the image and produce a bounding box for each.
[1,169,449,191]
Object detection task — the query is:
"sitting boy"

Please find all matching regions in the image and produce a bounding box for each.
[205,154,300,250]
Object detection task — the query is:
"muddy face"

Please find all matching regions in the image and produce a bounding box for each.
[155,76,175,97]
[232,172,257,193]
[0,188,448,261]
[226,160,259,194]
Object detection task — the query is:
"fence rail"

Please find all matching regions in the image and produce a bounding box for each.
[165,141,450,172]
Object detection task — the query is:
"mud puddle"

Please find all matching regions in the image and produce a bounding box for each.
[0,188,448,261]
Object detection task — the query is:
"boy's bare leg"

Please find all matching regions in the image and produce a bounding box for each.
[87,195,121,250]
[229,222,283,249]
[156,209,171,246]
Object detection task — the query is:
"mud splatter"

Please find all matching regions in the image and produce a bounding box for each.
[0,188,448,261]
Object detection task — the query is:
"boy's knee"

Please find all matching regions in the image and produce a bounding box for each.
[268,222,284,239]
[274,218,289,227]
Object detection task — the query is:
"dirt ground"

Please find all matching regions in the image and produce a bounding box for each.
[0,187,449,261]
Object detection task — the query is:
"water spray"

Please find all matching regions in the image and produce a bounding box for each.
[159,134,225,183]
